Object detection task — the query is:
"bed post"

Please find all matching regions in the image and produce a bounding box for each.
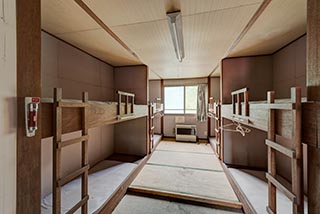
[307,0,320,212]
[266,91,276,213]
[82,92,89,214]
[53,88,62,214]
[291,88,304,214]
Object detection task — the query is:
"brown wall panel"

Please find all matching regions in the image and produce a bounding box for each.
[222,56,273,104]
[114,65,148,105]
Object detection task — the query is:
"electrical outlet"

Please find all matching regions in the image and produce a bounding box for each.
[204,131,207,136]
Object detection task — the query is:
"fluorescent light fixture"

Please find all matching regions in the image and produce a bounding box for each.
[167,11,185,62]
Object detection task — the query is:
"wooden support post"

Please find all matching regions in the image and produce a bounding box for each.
[307,0,320,212]
[291,88,304,214]
[208,77,211,138]
[131,97,134,114]
[16,0,41,213]
[82,92,89,214]
[53,88,62,214]
[267,91,276,213]
[244,91,249,116]
[125,95,129,114]
[237,94,241,115]
[160,79,164,135]
[232,95,235,114]
[118,93,121,116]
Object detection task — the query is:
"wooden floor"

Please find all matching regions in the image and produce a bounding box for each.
[114,140,243,213]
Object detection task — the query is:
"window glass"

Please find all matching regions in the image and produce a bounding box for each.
[185,86,198,114]
[164,86,184,114]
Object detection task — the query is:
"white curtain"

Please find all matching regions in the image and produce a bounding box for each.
[197,84,208,122]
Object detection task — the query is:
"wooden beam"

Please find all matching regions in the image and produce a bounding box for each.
[307,0,320,213]
[265,140,296,158]
[307,0,320,102]
[267,91,276,213]
[74,0,139,60]
[128,186,243,211]
[209,0,272,76]
[16,0,41,213]
[208,77,211,137]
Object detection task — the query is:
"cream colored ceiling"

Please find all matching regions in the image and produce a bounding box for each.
[83,0,263,79]
[41,0,141,66]
[211,0,306,76]
[229,0,306,58]
[42,0,306,79]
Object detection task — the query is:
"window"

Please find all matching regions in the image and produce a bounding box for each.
[164,85,198,114]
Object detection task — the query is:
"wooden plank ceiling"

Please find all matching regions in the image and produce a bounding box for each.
[41,0,306,79]
[41,0,141,66]
[213,0,306,76]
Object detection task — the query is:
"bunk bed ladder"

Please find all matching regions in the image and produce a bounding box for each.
[53,88,89,214]
[214,101,222,159]
[266,87,303,214]
[149,103,155,153]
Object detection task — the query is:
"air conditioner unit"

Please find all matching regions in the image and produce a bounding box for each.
[175,124,197,142]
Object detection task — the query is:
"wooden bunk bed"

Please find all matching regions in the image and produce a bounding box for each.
[221,87,306,214]
[148,102,164,154]
[41,88,149,214]
[208,98,222,160]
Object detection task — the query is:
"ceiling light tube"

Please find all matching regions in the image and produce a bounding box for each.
[167,11,185,62]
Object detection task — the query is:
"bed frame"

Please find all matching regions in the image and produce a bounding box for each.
[221,87,305,214]
[208,98,222,160]
[148,102,164,153]
[42,88,149,214]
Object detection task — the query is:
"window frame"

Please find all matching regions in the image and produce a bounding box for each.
[163,85,198,115]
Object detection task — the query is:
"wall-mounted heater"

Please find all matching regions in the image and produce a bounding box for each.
[175,124,197,142]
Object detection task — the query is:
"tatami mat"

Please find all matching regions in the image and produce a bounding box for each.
[156,141,214,154]
[130,164,238,203]
[148,150,223,171]
[113,194,241,214]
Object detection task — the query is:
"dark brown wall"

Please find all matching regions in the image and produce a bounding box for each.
[221,56,273,169]
[114,65,148,105]
[273,35,306,98]
[221,36,307,190]
[222,56,273,104]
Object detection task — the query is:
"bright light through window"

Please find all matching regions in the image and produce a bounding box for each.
[185,86,198,114]
[164,85,198,114]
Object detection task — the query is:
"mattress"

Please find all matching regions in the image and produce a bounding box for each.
[41,160,137,214]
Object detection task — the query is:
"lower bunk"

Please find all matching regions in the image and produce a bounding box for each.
[222,165,308,214]
[41,155,147,214]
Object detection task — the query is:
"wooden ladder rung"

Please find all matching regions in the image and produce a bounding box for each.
[58,165,89,187]
[266,173,296,202]
[268,103,295,110]
[57,135,89,149]
[265,139,296,158]
[58,101,89,108]
[215,128,219,133]
[66,195,89,214]
[266,206,275,214]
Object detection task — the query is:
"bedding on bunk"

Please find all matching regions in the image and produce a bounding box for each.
[41,161,137,214]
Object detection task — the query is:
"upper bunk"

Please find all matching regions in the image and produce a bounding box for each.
[221,87,319,148]
[41,89,148,139]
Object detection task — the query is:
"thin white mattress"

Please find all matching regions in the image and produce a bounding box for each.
[41,160,137,214]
